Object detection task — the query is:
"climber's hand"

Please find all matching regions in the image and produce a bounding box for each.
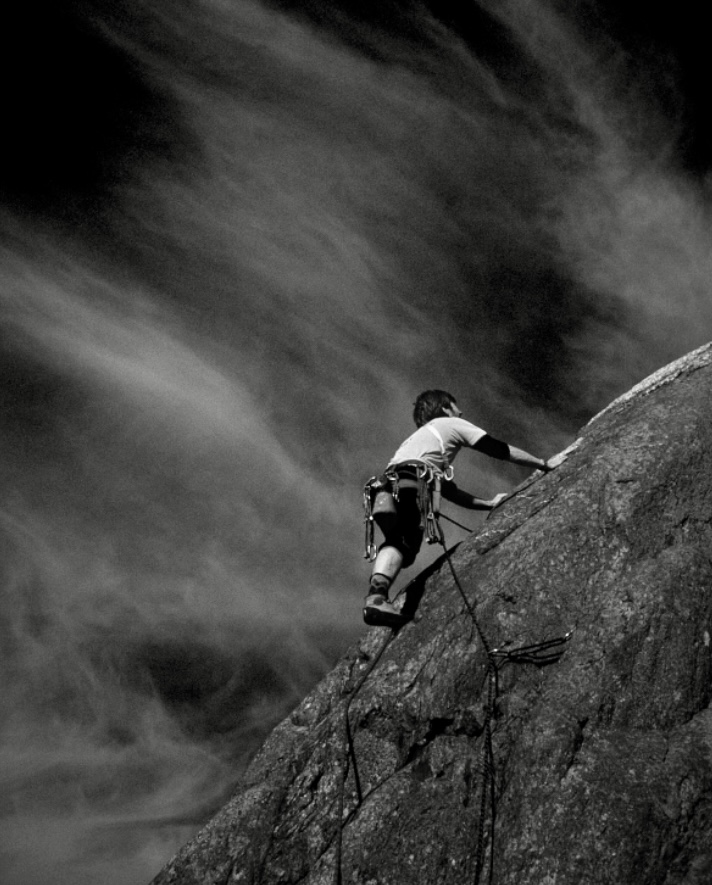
[546,440,580,470]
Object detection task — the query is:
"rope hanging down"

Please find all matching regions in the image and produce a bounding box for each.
[437,518,497,885]
[335,516,571,885]
[334,627,395,885]
[437,516,572,885]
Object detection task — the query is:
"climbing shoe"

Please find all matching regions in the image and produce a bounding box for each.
[363,593,407,628]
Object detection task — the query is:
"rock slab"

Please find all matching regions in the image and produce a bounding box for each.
[151,344,712,885]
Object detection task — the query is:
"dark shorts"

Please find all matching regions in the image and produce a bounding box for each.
[372,470,426,568]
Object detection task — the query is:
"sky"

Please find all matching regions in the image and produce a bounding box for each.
[2,1,712,882]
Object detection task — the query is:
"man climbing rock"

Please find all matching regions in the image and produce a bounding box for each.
[363,389,554,627]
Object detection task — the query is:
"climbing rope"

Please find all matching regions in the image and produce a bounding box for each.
[334,626,395,885]
[334,515,571,885]
[436,516,572,885]
[436,518,497,885]
[438,511,475,533]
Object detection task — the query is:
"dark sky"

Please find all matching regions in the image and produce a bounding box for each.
[2,1,712,882]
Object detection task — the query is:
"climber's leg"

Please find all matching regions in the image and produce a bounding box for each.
[364,487,423,628]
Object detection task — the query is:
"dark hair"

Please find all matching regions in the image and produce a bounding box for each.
[412,390,456,427]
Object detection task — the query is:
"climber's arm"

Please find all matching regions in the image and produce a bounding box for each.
[473,434,552,472]
[441,480,508,510]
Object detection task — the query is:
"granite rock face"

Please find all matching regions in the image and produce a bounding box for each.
[151,344,712,885]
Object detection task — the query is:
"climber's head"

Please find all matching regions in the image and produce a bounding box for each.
[412,390,460,426]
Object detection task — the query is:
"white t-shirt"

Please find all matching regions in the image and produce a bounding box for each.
[387,416,488,472]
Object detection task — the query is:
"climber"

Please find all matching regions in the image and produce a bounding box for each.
[363,389,554,627]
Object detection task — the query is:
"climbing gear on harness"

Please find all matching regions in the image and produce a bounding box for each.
[363,461,454,559]
[363,593,407,628]
[363,475,388,561]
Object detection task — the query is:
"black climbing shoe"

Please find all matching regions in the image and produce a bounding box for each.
[363,594,407,628]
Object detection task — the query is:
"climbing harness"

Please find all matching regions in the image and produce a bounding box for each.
[339,509,571,885]
[363,462,454,560]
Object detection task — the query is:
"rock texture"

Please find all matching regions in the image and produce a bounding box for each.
[152,344,712,885]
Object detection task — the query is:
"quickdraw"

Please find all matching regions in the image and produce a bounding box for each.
[362,475,385,561]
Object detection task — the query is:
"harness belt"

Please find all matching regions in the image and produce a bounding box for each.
[363,461,453,560]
